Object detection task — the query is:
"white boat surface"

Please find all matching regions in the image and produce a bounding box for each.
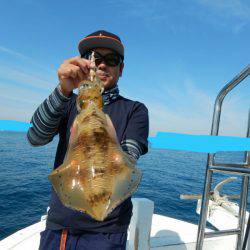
[0,196,248,250]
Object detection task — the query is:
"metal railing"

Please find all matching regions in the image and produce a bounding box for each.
[196,65,250,250]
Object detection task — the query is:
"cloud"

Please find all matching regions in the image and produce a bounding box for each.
[0,102,37,122]
[0,82,45,104]
[0,95,37,122]
[108,0,250,33]
[0,46,57,121]
[0,45,248,136]
[127,76,249,137]
[196,0,250,21]
[0,46,30,60]
[0,65,55,91]
[195,0,250,33]
[0,45,56,74]
[146,80,214,136]
[0,45,58,91]
[107,0,187,33]
[0,79,49,122]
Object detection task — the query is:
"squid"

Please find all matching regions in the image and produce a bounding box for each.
[48,63,141,221]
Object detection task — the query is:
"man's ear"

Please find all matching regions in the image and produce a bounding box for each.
[119,62,124,77]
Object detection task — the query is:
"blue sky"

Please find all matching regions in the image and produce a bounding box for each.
[0,0,249,136]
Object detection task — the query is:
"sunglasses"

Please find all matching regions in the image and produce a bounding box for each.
[82,51,123,67]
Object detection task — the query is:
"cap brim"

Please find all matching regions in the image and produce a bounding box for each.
[78,37,124,57]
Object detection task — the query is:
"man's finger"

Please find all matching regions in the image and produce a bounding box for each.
[77,69,86,82]
[59,64,81,79]
[66,57,91,74]
[64,56,81,63]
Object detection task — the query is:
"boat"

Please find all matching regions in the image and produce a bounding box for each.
[0,190,247,250]
[0,65,249,250]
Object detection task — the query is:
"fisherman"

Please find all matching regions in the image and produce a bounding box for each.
[27,30,149,250]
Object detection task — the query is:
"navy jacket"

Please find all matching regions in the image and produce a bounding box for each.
[46,94,149,233]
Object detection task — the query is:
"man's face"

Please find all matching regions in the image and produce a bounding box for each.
[93,48,124,90]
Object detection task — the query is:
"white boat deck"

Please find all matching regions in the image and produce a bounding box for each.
[0,198,241,250]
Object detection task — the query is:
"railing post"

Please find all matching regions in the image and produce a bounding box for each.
[127,198,154,250]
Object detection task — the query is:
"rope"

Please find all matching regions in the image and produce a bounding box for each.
[60,229,68,250]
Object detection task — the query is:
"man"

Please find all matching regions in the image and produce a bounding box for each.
[27,30,149,250]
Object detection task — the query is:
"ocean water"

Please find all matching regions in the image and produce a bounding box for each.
[0,131,248,240]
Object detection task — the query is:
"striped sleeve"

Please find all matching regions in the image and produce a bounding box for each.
[121,102,149,161]
[121,139,143,161]
[27,85,71,146]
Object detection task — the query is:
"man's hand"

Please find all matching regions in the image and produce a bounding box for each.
[58,56,91,97]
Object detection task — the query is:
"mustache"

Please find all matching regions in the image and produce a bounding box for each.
[96,70,110,77]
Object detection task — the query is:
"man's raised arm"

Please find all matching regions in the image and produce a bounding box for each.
[27,85,71,146]
[27,57,91,146]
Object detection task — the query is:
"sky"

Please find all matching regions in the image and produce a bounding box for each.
[0,0,249,137]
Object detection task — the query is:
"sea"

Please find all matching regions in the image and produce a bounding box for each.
[0,131,248,240]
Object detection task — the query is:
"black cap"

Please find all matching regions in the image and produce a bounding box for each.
[78,30,124,59]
